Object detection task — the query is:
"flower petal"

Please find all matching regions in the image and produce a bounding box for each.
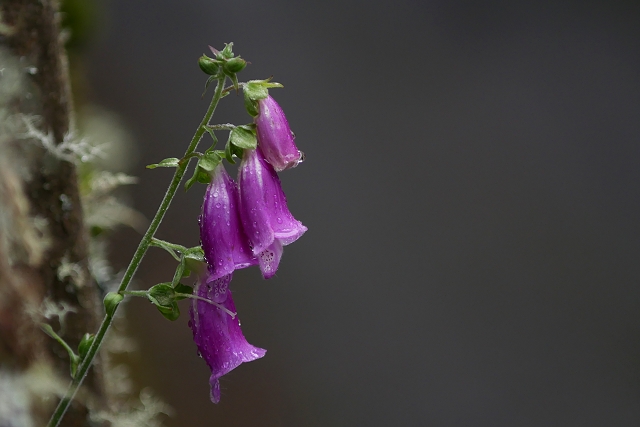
[189,272,266,403]
[258,240,283,279]
[238,149,307,279]
[200,165,257,280]
[238,149,276,255]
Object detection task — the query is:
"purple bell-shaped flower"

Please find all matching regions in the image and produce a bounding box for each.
[189,272,266,403]
[238,148,307,278]
[200,164,257,280]
[255,95,303,172]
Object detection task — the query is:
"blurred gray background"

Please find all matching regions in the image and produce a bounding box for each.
[82,0,640,425]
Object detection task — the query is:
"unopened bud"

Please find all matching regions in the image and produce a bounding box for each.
[198,55,219,75]
[223,57,247,74]
[78,333,95,359]
[104,292,123,317]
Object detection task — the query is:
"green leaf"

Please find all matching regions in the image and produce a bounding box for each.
[146,157,180,169]
[184,246,205,263]
[229,125,257,150]
[41,324,81,377]
[221,42,234,59]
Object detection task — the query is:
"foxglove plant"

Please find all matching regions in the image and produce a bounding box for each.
[46,43,305,426]
[189,272,266,403]
[238,148,307,278]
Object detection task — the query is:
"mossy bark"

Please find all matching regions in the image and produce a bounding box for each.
[0,0,106,425]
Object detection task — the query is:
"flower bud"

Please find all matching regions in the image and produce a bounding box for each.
[255,96,302,171]
[78,333,95,359]
[223,57,247,74]
[104,292,123,317]
[198,55,219,75]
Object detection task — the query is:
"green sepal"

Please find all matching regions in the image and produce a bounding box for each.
[185,165,211,191]
[204,126,219,147]
[182,266,192,278]
[184,246,206,263]
[202,75,217,97]
[183,246,207,279]
[104,292,124,317]
[221,42,234,59]
[148,283,176,307]
[244,92,259,117]
[225,72,239,93]
[229,125,257,150]
[224,138,243,163]
[78,333,95,360]
[156,303,180,321]
[148,283,180,321]
[197,151,223,172]
[243,79,283,117]
[243,81,269,101]
[243,79,284,101]
[146,157,180,169]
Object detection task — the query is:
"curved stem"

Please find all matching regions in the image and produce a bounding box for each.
[47,75,227,427]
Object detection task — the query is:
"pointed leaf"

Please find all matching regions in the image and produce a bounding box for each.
[147,157,180,169]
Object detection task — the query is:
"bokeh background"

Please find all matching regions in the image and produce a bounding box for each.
[76,0,640,425]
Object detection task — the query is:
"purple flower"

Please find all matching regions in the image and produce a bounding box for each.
[238,148,307,278]
[255,95,303,172]
[200,164,257,280]
[189,272,266,403]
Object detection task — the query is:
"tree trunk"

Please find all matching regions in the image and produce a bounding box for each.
[0,0,106,425]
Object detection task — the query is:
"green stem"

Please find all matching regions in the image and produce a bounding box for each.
[150,237,189,253]
[121,290,149,298]
[46,75,227,427]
